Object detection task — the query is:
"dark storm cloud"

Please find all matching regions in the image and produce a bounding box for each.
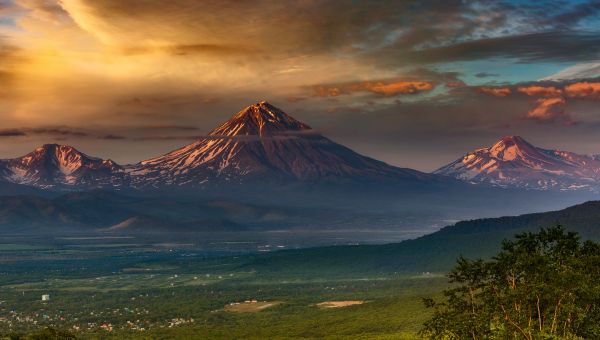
[65,0,600,67]
[64,0,476,54]
[371,31,600,66]
[542,1,600,28]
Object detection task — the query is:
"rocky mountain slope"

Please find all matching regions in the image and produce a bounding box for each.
[2,105,600,195]
[0,144,126,190]
[435,136,600,191]
[128,101,433,188]
[0,102,438,191]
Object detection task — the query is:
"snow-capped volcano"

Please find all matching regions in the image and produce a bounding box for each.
[435,136,600,191]
[129,101,431,187]
[0,144,125,189]
[0,102,439,191]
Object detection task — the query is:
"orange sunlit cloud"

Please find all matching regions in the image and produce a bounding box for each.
[517,86,562,97]
[527,97,567,120]
[477,87,511,97]
[564,82,600,99]
[313,80,435,97]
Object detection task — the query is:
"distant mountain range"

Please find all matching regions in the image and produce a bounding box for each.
[243,200,600,275]
[436,135,600,191]
[0,144,126,190]
[0,102,440,192]
[0,102,599,194]
[1,104,600,234]
[128,101,435,189]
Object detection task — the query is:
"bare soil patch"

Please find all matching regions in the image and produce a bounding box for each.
[316,300,365,308]
[223,301,280,313]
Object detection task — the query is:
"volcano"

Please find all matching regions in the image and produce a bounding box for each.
[0,144,125,189]
[435,136,600,191]
[128,101,434,188]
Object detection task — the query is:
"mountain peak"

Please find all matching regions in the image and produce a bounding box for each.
[132,102,431,187]
[492,136,532,148]
[498,135,526,143]
[435,135,600,191]
[37,143,66,152]
[210,101,311,137]
[0,144,124,188]
[33,144,100,161]
[489,136,536,161]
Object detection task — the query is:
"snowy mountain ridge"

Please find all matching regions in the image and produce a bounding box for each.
[435,136,600,191]
[0,102,433,190]
[0,144,125,189]
[2,103,600,192]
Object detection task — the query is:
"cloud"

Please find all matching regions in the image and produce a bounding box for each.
[564,82,600,99]
[373,31,600,66]
[362,81,435,96]
[541,62,600,81]
[477,87,511,97]
[99,134,125,140]
[138,125,200,131]
[57,1,600,69]
[2,0,600,168]
[285,96,307,103]
[16,0,69,23]
[120,43,257,58]
[313,80,435,97]
[527,97,570,122]
[543,1,600,28]
[475,72,498,78]
[474,80,600,124]
[133,135,199,141]
[445,81,467,88]
[517,86,562,97]
[0,38,21,87]
[0,129,27,137]
[29,127,88,137]
[0,126,124,139]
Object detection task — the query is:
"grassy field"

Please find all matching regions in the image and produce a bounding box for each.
[0,238,448,339]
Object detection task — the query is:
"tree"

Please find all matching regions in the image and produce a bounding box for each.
[3,328,77,340]
[420,225,600,339]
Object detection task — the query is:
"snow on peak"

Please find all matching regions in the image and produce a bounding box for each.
[129,101,427,187]
[212,101,311,137]
[435,136,600,191]
[488,136,536,161]
[0,102,432,190]
[0,144,124,188]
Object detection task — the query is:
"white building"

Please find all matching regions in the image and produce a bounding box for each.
[41,294,50,301]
